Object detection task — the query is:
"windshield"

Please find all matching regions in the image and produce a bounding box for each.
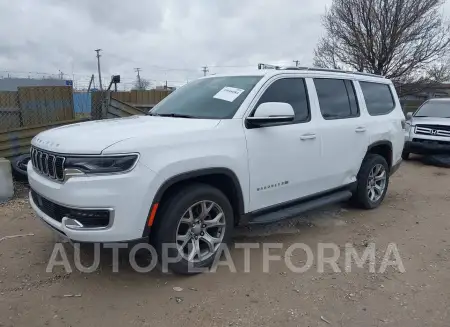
[149,76,262,119]
[415,101,450,118]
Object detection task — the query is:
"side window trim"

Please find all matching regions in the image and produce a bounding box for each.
[344,80,360,117]
[359,81,396,116]
[313,77,360,120]
[245,76,312,127]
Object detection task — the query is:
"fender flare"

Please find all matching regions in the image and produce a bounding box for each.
[143,168,245,237]
[367,140,393,167]
[368,140,393,151]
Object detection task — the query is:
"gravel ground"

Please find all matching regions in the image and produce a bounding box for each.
[0,159,449,327]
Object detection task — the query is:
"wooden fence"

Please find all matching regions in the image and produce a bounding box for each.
[0,86,74,131]
[0,88,172,158]
[89,89,171,119]
[111,89,171,106]
[107,97,147,118]
[0,118,88,159]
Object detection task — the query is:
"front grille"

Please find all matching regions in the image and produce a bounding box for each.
[31,189,111,228]
[31,146,65,181]
[415,124,450,138]
[413,138,450,146]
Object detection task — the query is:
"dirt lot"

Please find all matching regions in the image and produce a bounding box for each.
[0,160,449,327]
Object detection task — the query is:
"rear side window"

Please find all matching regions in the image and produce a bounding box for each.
[314,79,359,120]
[360,82,395,115]
[255,78,310,123]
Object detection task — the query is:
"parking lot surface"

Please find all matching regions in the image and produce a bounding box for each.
[0,160,449,326]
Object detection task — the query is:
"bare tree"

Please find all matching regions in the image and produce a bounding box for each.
[313,0,450,89]
[396,58,450,96]
[132,78,151,90]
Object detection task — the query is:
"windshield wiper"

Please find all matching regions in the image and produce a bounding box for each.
[152,113,198,118]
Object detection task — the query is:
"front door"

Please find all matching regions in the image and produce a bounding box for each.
[244,77,322,212]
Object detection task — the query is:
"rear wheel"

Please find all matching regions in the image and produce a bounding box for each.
[152,183,234,275]
[352,154,389,209]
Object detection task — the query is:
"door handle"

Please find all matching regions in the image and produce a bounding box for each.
[300,133,317,140]
[355,127,367,133]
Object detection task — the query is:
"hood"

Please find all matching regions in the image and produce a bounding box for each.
[32,116,220,154]
[411,116,450,126]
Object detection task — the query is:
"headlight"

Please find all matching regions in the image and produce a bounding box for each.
[65,155,138,174]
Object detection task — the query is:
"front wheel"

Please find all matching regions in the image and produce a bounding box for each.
[352,154,389,209]
[152,183,234,275]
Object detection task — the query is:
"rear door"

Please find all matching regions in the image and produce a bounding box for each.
[357,81,404,165]
[310,78,369,190]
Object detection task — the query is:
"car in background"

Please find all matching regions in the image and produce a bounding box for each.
[403,98,450,159]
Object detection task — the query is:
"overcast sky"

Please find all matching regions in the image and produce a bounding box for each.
[0,0,449,89]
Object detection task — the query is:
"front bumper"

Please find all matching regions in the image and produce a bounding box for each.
[404,139,450,155]
[28,161,157,243]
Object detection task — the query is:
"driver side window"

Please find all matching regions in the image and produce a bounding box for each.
[255,78,310,123]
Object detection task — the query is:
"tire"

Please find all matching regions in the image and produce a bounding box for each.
[422,154,450,168]
[352,154,390,209]
[11,154,30,182]
[152,183,234,275]
[401,150,410,160]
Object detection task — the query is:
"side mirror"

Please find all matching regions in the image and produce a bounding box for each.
[246,102,295,128]
[406,112,413,120]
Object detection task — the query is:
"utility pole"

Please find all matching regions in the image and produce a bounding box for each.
[293,60,300,67]
[134,68,142,89]
[87,74,95,92]
[201,66,209,76]
[95,49,103,91]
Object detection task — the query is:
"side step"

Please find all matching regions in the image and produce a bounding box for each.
[248,190,352,225]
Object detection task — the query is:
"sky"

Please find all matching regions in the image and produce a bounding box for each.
[0,0,448,89]
[0,0,333,89]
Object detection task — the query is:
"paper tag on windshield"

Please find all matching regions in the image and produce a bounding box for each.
[213,87,245,102]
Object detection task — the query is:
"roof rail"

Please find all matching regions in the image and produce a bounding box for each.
[349,71,384,78]
[259,65,385,78]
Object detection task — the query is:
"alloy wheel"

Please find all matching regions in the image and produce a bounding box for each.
[175,200,226,263]
[367,164,387,202]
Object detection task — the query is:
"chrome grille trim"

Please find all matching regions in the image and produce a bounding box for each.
[48,154,56,178]
[415,125,450,138]
[37,151,43,172]
[42,153,49,175]
[31,146,66,181]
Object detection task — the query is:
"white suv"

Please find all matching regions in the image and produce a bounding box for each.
[28,67,405,274]
[403,98,450,159]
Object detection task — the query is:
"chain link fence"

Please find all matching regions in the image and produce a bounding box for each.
[0,86,107,132]
[0,85,171,158]
[0,86,106,158]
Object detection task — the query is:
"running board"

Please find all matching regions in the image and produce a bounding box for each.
[248,190,352,225]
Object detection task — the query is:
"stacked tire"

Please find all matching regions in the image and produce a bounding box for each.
[10,154,30,182]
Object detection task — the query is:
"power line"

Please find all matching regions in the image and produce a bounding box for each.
[145,65,198,72]
[201,66,209,76]
[208,64,254,68]
[293,60,301,67]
